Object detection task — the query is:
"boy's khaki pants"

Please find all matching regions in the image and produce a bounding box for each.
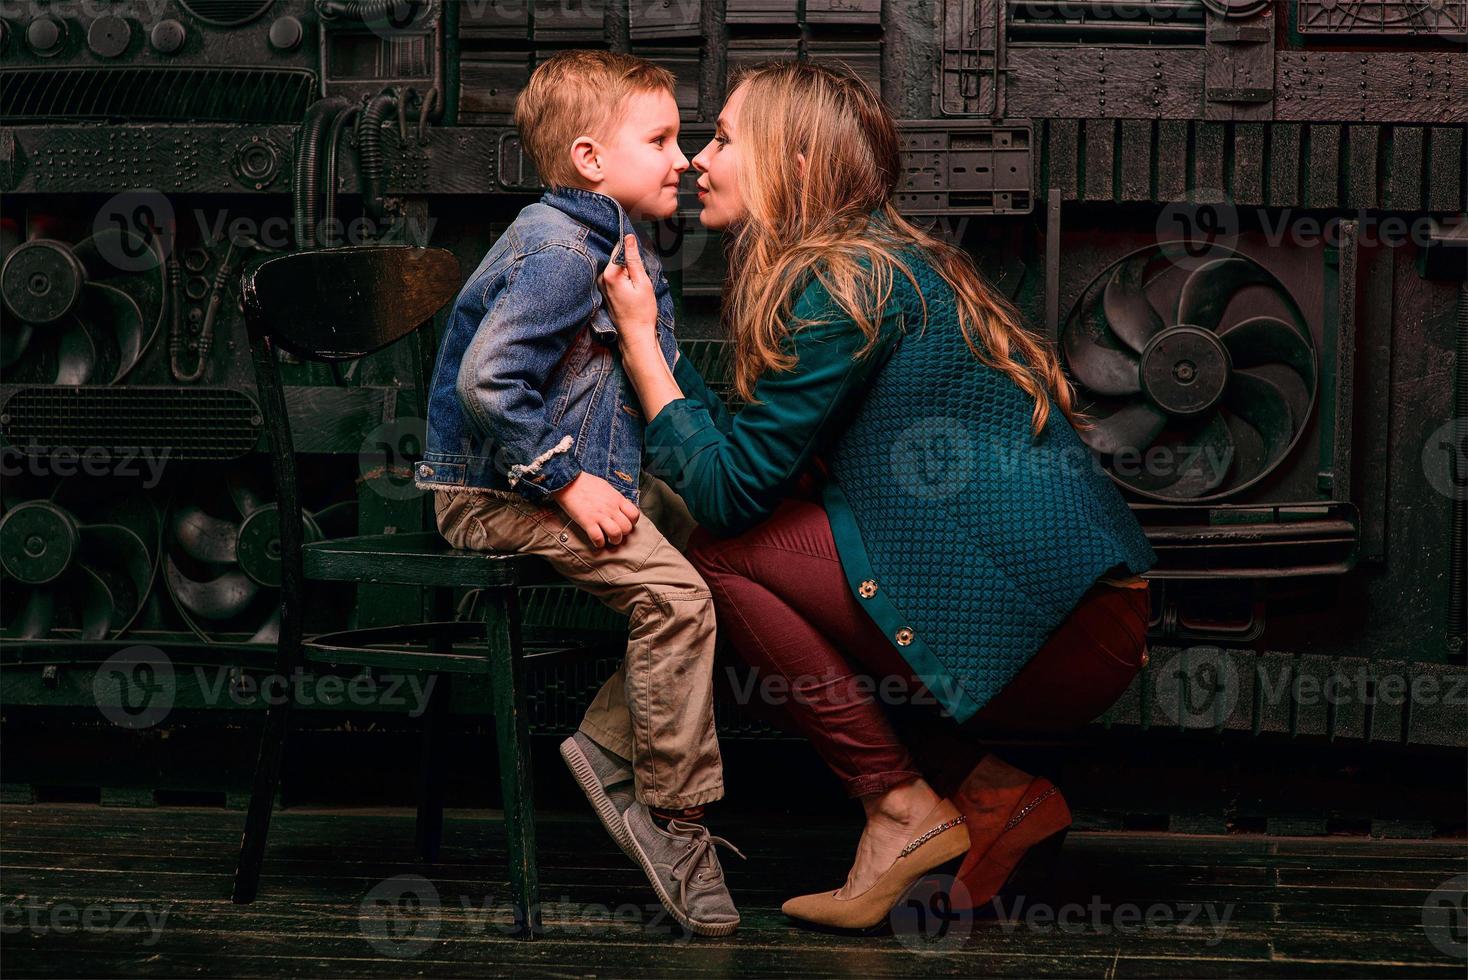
[433,474,723,808]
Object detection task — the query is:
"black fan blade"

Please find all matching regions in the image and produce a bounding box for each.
[1221,408,1268,487]
[1063,308,1141,396]
[165,556,259,621]
[1218,315,1316,389]
[1,322,33,369]
[1082,402,1168,456]
[83,282,145,382]
[1167,412,1236,497]
[1118,412,1235,498]
[227,468,268,519]
[1102,253,1164,354]
[12,588,56,638]
[1242,363,1310,432]
[78,523,155,633]
[77,565,118,640]
[54,316,100,385]
[250,609,281,646]
[311,500,359,540]
[172,504,239,565]
[1175,256,1276,333]
[1225,369,1296,462]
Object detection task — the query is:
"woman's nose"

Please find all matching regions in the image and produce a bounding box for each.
[691,147,710,174]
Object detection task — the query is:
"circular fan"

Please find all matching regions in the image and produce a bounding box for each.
[163,463,358,644]
[1,215,165,385]
[0,478,161,639]
[1061,243,1318,501]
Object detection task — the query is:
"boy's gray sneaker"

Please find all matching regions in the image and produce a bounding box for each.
[622,804,745,937]
[560,732,636,858]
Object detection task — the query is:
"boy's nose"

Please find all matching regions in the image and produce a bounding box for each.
[673,146,690,173]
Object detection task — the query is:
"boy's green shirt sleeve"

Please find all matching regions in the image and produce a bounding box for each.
[645,278,902,536]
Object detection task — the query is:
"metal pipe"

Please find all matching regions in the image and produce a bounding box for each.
[1449,278,1468,658]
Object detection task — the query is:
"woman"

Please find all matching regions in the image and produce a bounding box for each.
[600,61,1156,930]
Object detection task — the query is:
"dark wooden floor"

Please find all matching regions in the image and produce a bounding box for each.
[2,803,1464,978]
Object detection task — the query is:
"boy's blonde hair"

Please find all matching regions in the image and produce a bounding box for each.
[514,50,677,190]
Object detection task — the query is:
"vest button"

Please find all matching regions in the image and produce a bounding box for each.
[895,627,914,646]
[859,579,878,599]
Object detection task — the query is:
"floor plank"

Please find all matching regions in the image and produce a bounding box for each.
[2,804,1463,978]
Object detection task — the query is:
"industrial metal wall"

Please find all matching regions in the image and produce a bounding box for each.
[1,1,1464,767]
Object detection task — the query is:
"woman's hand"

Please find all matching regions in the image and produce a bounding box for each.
[600,233,660,354]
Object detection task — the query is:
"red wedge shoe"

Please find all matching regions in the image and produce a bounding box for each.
[945,754,1072,911]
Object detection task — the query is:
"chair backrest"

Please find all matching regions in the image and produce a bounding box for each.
[239,245,462,653]
[241,245,461,360]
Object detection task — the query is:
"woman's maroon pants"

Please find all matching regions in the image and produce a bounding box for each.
[687,496,1150,799]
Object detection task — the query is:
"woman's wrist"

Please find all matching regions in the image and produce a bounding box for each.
[619,328,661,359]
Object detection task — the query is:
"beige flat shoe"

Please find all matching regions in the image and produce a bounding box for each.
[781,799,970,931]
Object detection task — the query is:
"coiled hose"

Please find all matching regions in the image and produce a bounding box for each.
[317,0,423,23]
[356,90,400,225]
[293,97,350,248]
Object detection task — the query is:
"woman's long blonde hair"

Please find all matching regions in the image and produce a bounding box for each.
[722,60,1084,436]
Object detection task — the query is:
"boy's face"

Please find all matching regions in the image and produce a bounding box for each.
[578,89,688,221]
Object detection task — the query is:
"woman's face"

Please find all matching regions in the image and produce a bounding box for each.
[690,84,747,231]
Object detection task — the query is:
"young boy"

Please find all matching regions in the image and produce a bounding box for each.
[414,50,742,936]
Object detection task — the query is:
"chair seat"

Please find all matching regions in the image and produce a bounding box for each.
[303,532,562,588]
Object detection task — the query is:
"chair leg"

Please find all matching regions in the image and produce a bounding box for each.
[484,587,541,938]
[415,673,450,864]
[232,678,295,904]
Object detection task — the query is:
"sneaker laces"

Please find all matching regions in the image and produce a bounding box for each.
[665,819,746,906]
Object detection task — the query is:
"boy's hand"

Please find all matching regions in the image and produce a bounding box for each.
[553,471,641,548]
[600,233,660,352]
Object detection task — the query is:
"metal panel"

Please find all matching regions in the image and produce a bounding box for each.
[894,121,1034,215]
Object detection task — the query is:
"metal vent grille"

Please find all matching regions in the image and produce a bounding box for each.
[0,68,315,123]
[178,0,276,27]
[1296,0,1467,36]
[1,387,261,462]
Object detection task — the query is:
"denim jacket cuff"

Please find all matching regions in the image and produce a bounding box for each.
[507,435,581,499]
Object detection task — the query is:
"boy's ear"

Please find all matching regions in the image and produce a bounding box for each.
[569,136,603,185]
[796,152,807,180]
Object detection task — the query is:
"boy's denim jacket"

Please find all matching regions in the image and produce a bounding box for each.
[415,187,678,506]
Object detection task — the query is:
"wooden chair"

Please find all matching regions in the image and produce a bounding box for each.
[232,244,565,936]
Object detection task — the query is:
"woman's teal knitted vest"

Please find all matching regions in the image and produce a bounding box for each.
[822,253,1157,723]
